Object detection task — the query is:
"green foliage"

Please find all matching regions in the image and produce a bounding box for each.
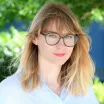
[0,0,104,28]
[0,26,26,81]
[93,78,104,104]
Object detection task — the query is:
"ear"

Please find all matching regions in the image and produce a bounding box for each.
[32,38,38,45]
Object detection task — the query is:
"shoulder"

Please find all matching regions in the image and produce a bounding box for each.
[84,85,98,99]
[0,72,28,104]
[77,85,99,104]
[65,85,99,104]
[0,72,22,91]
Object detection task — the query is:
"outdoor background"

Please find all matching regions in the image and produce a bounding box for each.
[0,0,104,103]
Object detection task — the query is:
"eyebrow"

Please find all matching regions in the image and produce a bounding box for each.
[44,31,73,36]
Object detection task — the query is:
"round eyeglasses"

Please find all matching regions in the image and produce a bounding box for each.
[40,31,79,47]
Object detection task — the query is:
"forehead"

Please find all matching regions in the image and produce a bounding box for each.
[41,17,75,36]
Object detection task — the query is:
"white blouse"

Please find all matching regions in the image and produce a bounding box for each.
[0,72,99,104]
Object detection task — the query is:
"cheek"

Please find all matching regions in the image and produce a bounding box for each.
[66,47,74,58]
[38,39,54,55]
[68,47,74,53]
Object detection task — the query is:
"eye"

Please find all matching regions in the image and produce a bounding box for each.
[48,34,58,38]
[65,35,73,39]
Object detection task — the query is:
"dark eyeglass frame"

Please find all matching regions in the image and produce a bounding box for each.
[40,31,79,47]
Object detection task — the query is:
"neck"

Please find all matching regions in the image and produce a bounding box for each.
[38,55,61,86]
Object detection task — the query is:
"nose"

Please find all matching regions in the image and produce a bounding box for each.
[56,38,65,49]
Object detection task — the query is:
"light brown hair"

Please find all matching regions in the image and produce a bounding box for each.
[17,2,95,96]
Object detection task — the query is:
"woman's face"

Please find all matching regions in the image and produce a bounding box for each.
[32,20,74,66]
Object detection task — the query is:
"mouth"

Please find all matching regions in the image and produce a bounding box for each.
[53,53,65,57]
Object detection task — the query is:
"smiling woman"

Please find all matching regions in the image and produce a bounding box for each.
[0,2,99,104]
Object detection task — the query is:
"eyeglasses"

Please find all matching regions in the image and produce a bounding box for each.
[40,31,79,47]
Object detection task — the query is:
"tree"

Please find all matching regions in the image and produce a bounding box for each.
[0,0,104,28]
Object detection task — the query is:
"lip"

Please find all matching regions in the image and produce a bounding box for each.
[53,53,65,57]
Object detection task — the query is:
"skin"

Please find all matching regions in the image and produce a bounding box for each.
[32,20,74,96]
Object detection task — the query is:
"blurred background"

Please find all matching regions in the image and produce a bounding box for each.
[0,0,104,103]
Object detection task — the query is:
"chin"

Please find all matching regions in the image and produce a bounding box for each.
[53,60,67,66]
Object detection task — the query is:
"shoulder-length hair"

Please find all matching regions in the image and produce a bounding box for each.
[17,2,95,96]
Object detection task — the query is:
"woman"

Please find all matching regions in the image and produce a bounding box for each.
[0,2,99,104]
